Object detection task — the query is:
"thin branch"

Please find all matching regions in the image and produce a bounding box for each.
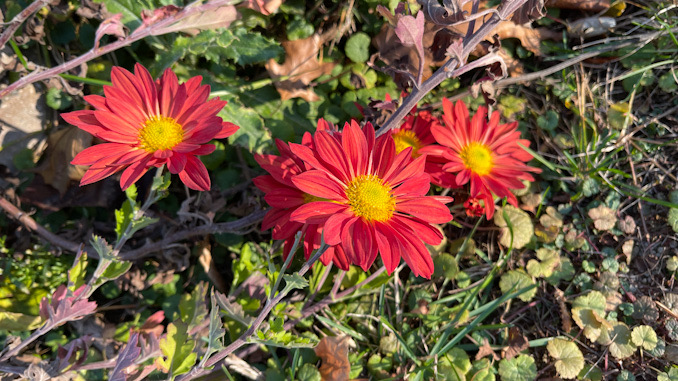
[0,0,235,99]
[0,0,51,49]
[0,194,266,260]
[376,0,529,137]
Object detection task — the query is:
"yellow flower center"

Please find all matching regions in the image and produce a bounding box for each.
[345,175,395,222]
[138,116,184,152]
[393,130,422,157]
[460,142,494,176]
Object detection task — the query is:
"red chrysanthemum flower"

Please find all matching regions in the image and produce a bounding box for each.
[253,119,350,270]
[288,120,453,278]
[64,63,239,191]
[432,99,540,218]
[463,196,485,217]
[390,108,457,188]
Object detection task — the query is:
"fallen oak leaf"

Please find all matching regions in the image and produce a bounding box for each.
[315,335,351,381]
[34,125,92,196]
[265,34,335,101]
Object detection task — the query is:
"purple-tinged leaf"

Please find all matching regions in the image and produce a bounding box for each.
[56,336,92,372]
[39,285,97,326]
[395,11,426,63]
[445,39,464,64]
[110,332,142,381]
[94,13,126,49]
[140,5,182,28]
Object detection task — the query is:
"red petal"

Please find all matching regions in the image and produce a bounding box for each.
[215,121,239,139]
[119,157,151,190]
[396,197,452,224]
[323,212,352,246]
[290,202,348,224]
[178,155,211,191]
[292,171,345,200]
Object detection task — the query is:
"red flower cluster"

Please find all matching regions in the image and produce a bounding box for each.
[64,64,238,191]
[255,119,453,278]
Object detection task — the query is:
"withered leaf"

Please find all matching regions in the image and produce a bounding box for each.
[265,34,335,102]
[503,327,529,360]
[395,11,426,63]
[94,13,126,49]
[476,338,500,361]
[419,0,466,26]
[510,0,546,25]
[314,336,351,381]
[34,125,92,195]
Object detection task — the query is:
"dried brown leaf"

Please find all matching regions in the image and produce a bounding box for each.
[546,0,611,12]
[503,327,529,360]
[34,126,92,195]
[265,34,335,101]
[315,336,351,381]
[476,338,500,361]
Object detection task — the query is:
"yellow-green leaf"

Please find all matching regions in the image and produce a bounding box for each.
[547,338,584,379]
[155,321,197,377]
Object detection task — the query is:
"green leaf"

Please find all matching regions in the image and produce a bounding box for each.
[204,290,226,359]
[668,191,678,233]
[607,102,630,130]
[91,235,113,258]
[667,256,678,272]
[222,27,283,65]
[99,261,133,283]
[155,320,197,377]
[114,200,134,242]
[297,363,322,381]
[286,17,314,40]
[494,205,534,249]
[499,270,536,302]
[345,32,371,63]
[597,322,636,359]
[546,256,576,286]
[45,88,73,110]
[498,355,537,381]
[537,110,558,134]
[547,338,585,379]
[221,100,272,153]
[658,367,678,381]
[95,0,152,29]
[571,291,608,341]
[68,251,88,291]
[631,325,657,350]
[283,273,309,292]
[617,370,636,381]
[367,354,392,379]
[439,347,471,381]
[526,248,560,278]
[578,364,603,381]
[658,70,678,92]
[433,253,459,280]
[0,311,42,331]
[178,282,208,327]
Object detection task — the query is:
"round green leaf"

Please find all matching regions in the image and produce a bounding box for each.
[493,205,534,249]
[433,253,459,280]
[498,355,537,381]
[297,363,321,381]
[547,338,584,379]
[345,32,370,63]
[499,270,536,302]
[631,325,657,350]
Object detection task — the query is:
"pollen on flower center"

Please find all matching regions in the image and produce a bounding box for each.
[138,116,184,152]
[393,130,422,157]
[460,142,494,176]
[345,174,395,222]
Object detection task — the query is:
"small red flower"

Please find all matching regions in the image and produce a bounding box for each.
[463,196,485,217]
[288,120,453,278]
[432,99,540,218]
[64,63,238,191]
[253,119,349,269]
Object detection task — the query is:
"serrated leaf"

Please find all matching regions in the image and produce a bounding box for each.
[204,290,226,358]
[91,235,113,258]
[283,273,308,292]
[110,331,141,381]
[499,270,536,302]
[178,282,208,327]
[631,325,657,350]
[494,205,534,249]
[68,250,88,291]
[223,27,283,65]
[155,320,197,377]
[498,355,537,381]
[221,100,271,153]
[547,338,584,379]
[526,248,560,278]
